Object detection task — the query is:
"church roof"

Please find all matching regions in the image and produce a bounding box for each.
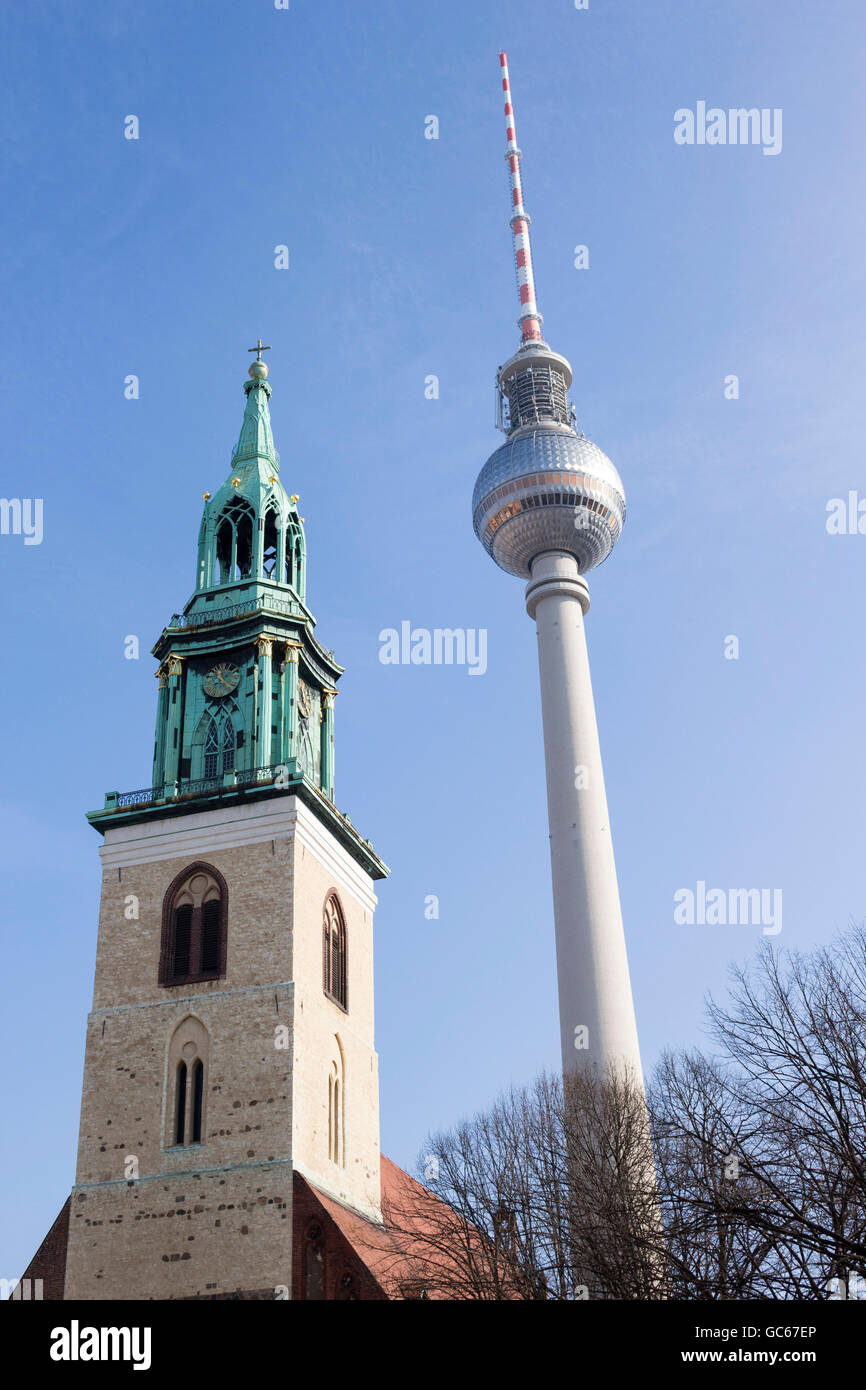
[298,1154,505,1300]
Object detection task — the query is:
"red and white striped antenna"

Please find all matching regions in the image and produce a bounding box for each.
[499,52,544,345]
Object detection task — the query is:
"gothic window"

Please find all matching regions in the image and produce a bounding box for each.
[173,903,193,976]
[222,719,235,772]
[175,1062,187,1145]
[322,895,347,1008]
[166,1015,210,1150]
[215,499,255,584]
[200,898,221,974]
[202,712,236,780]
[235,511,253,577]
[204,718,219,779]
[160,863,228,986]
[286,516,305,594]
[192,1059,204,1143]
[216,518,233,584]
[262,507,279,579]
[327,1041,345,1168]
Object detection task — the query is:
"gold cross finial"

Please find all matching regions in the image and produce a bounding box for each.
[248,339,272,362]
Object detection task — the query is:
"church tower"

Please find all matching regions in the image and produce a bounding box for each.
[63,347,388,1300]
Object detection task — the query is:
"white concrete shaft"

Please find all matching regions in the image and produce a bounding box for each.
[525,550,643,1080]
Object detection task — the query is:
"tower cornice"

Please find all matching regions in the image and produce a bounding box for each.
[86,778,389,881]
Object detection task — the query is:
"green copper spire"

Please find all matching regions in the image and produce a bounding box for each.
[232,342,278,470]
[87,344,388,886]
[192,349,305,598]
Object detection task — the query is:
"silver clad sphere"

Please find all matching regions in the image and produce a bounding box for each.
[472,428,626,578]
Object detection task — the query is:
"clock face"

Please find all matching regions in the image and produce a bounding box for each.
[203,662,240,698]
[298,680,312,718]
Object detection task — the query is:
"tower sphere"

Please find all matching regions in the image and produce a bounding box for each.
[472,422,626,579]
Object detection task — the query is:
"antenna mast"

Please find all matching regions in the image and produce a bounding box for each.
[499,52,544,345]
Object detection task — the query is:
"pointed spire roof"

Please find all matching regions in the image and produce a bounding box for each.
[232,348,279,471]
[203,347,296,527]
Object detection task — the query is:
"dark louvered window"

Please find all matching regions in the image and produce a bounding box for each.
[322,895,347,1010]
[192,1059,204,1143]
[160,864,228,987]
[175,1062,187,1145]
[200,898,221,974]
[173,903,193,977]
[332,929,344,1006]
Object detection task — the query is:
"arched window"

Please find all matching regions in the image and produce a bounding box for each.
[262,506,280,579]
[322,894,347,1009]
[166,1015,210,1150]
[192,1059,204,1143]
[215,499,255,584]
[173,903,193,977]
[328,1040,345,1168]
[203,718,219,779]
[201,710,237,781]
[286,516,305,596]
[222,719,235,772]
[160,863,228,986]
[175,1062,187,1145]
[235,511,253,578]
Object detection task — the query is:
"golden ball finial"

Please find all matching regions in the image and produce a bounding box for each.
[247,339,271,379]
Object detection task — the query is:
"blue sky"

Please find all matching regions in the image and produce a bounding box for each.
[2,0,866,1276]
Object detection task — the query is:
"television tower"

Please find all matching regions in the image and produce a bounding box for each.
[473,53,643,1081]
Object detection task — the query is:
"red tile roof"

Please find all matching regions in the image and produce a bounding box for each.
[300,1154,475,1300]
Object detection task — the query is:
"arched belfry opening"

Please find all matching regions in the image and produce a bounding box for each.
[159,861,228,986]
[262,503,282,580]
[215,498,255,584]
[286,514,305,597]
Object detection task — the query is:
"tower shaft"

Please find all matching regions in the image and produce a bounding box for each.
[526,552,642,1079]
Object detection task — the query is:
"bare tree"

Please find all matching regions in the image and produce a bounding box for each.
[382,1067,663,1300]
[650,931,866,1298]
[383,929,866,1300]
